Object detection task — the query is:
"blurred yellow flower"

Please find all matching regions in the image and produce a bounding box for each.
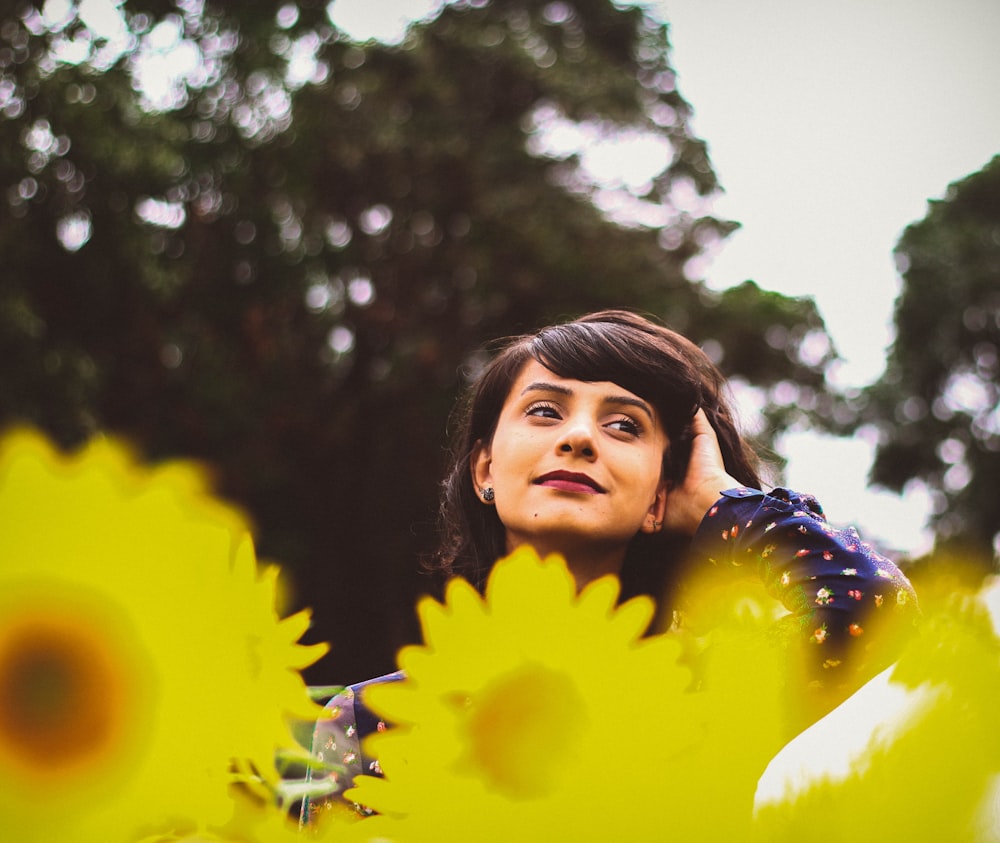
[344,546,779,841]
[0,429,328,842]
[754,576,1000,843]
[136,789,329,843]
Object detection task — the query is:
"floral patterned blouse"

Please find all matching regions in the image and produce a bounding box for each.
[300,486,918,824]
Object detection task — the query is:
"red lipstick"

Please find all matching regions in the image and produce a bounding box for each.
[534,470,606,494]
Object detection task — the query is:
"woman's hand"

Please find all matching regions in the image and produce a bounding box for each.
[661,409,742,536]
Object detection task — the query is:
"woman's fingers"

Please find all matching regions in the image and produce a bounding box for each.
[689,408,725,470]
[661,409,738,536]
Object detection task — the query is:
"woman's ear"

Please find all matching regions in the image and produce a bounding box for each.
[641,480,669,534]
[471,439,493,492]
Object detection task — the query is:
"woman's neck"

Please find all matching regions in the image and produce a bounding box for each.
[508,536,626,592]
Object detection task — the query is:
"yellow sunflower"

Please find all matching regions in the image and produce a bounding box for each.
[754,576,1000,843]
[344,546,782,841]
[0,429,328,842]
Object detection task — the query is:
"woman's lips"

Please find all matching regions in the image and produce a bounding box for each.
[534,471,605,494]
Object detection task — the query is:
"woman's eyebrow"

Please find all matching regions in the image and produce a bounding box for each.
[606,394,654,421]
[520,381,653,421]
[520,381,572,397]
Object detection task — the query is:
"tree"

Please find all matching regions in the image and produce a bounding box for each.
[0,0,836,681]
[861,156,1000,575]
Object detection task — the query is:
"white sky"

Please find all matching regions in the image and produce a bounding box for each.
[328,0,1000,558]
[658,0,1000,557]
[660,0,1000,386]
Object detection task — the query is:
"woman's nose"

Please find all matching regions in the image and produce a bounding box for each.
[557,422,597,459]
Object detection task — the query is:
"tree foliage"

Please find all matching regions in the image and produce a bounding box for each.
[861,156,1000,573]
[0,0,836,680]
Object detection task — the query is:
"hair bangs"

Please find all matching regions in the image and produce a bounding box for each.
[529,320,701,431]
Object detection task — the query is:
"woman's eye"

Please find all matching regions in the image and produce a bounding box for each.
[608,416,641,436]
[526,402,561,419]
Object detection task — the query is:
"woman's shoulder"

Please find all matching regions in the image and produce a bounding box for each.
[346,669,406,694]
[326,670,405,736]
[302,670,405,824]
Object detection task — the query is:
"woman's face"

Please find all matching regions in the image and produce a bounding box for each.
[472,359,669,557]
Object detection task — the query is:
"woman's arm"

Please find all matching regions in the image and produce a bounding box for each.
[665,411,919,710]
[300,671,403,825]
[690,486,918,680]
[299,687,365,826]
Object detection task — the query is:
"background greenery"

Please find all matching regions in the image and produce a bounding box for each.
[1,0,996,682]
[858,156,1000,581]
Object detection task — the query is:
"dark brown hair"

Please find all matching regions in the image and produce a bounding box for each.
[433,310,762,604]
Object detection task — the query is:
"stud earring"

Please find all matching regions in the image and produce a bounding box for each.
[652,519,663,529]
[482,487,495,502]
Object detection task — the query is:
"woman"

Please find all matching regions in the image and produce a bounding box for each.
[302,310,917,822]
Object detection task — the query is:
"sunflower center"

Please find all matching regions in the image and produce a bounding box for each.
[0,611,134,776]
[464,662,588,799]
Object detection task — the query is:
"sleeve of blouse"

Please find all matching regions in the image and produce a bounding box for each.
[299,670,403,826]
[689,486,919,700]
[299,688,366,826]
